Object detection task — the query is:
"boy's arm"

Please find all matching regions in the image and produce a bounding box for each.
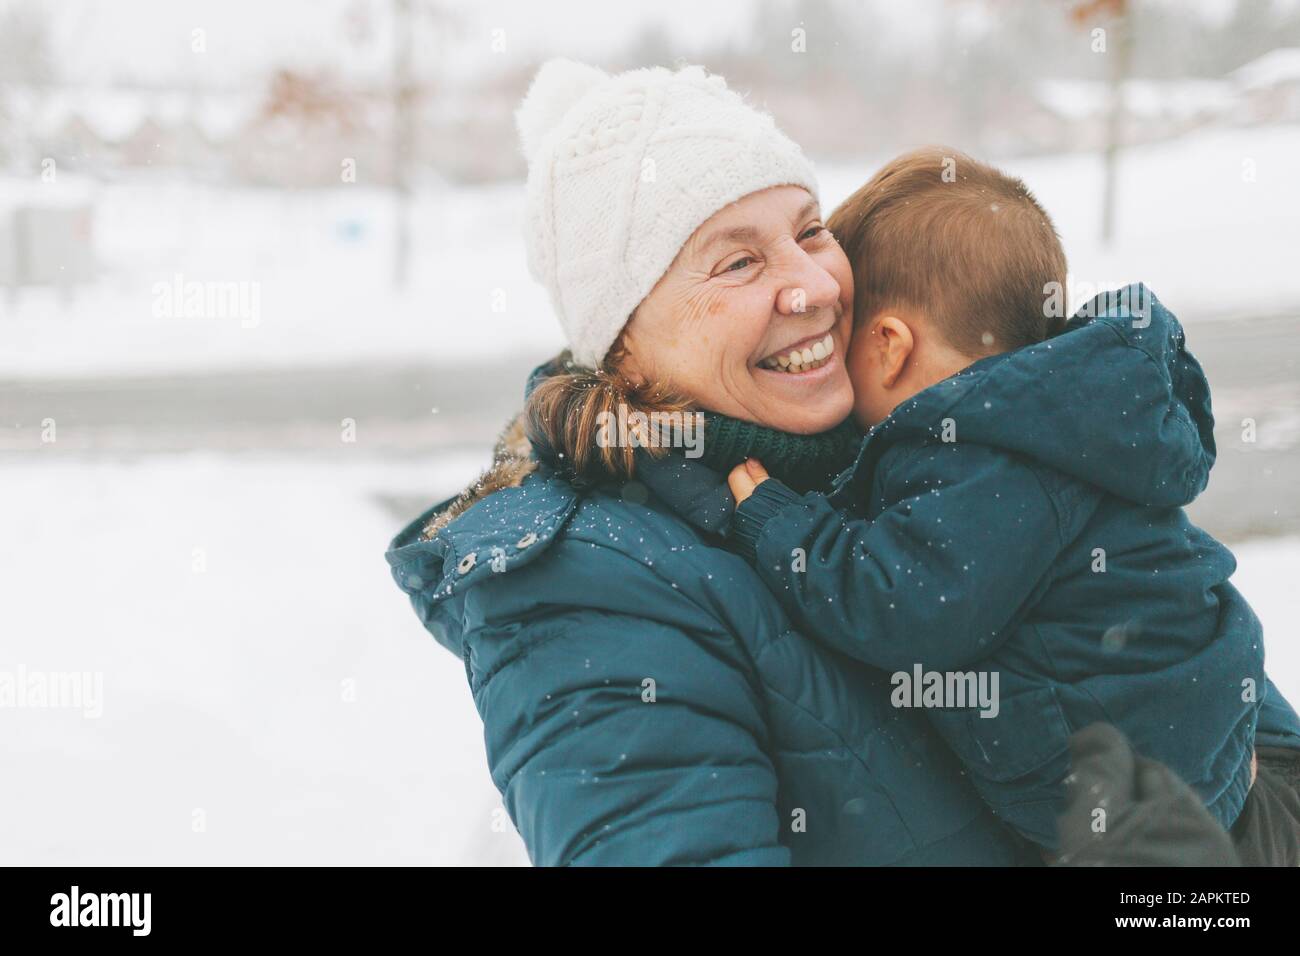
[728,443,1065,672]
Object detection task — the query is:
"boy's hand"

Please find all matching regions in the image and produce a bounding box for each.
[727,458,770,505]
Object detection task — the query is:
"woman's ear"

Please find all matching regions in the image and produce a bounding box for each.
[875,315,915,389]
[621,352,648,387]
[617,320,649,387]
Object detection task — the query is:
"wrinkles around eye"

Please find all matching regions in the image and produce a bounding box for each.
[711,226,828,277]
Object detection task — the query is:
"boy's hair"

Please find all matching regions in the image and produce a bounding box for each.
[827,146,1068,356]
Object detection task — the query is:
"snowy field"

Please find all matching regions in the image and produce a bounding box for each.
[2,122,1299,379]
[0,453,529,866]
[1,451,1299,866]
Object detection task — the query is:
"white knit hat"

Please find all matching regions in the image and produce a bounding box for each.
[516,59,820,368]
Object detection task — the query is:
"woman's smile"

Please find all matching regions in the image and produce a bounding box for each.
[756,330,837,373]
[754,346,839,386]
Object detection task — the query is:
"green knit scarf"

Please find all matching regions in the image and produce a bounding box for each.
[695,411,864,494]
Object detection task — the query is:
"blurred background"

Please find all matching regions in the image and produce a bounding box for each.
[2,0,1298,865]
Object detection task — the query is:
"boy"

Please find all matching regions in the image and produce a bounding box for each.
[725,147,1300,860]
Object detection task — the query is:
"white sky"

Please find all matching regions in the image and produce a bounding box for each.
[19,0,1298,88]
[32,0,768,87]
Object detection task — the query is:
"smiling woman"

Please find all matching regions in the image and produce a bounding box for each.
[387,58,1034,866]
[526,183,857,484]
[621,185,855,434]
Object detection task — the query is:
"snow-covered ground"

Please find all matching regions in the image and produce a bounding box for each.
[2,122,1298,379]
[0,453,530,865]
[1,452,1298,865]
[1230,535,1300,704]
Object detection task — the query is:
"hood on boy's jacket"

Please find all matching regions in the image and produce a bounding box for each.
[850,284,1215,508]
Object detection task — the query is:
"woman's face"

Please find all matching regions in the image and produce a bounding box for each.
[621,186,855,434]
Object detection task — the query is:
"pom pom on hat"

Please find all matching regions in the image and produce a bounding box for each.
[516,58,609,163]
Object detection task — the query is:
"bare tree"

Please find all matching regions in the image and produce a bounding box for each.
[392,0,415,289]
[0,1,53,85]
[1073,0,1131,245]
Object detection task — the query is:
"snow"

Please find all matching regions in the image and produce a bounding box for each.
[1229,535,1300,706]
[1232,47,1300,91]
[5,84,261,145]
[3,121,1298,379]
[1035,78,1237,122]
[1,451,1297,864]
[0,180,563,378]
[0,453,529,865]
[0,172,97,211]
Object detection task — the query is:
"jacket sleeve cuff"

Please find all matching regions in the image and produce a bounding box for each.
[729,478,802,562]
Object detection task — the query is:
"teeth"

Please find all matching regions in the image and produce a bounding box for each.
[759,333,837,374]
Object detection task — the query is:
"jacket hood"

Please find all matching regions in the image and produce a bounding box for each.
[851,284,1216,507]
[385,414,579,654]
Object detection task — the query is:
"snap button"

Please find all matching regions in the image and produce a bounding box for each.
[457,552,477,574]
[516,532,538,549]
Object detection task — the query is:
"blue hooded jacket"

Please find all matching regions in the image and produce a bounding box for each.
[385,412,1039,865]
[729,285,1300,847]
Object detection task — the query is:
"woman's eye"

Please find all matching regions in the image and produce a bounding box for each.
[723,256,755,273]
[799,225,825,241]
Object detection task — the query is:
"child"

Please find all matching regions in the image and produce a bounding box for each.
[725,147,1300,860]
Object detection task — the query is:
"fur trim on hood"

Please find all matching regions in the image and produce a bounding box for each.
[420,412,536,540]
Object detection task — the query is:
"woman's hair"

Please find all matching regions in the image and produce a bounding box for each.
[524,330,691,484]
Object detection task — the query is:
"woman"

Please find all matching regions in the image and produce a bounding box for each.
[386,59,1032,866]
[387,60,1289,865]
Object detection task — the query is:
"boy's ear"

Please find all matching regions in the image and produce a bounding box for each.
[874,315,915,388]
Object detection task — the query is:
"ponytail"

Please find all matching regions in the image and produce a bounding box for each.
[524,334,690,484]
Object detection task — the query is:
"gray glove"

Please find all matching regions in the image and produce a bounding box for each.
[1053,723,1239,866]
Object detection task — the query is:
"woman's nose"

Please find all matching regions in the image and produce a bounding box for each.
[775,251,841,317]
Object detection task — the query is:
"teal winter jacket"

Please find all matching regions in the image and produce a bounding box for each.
[386,416,1035,866]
